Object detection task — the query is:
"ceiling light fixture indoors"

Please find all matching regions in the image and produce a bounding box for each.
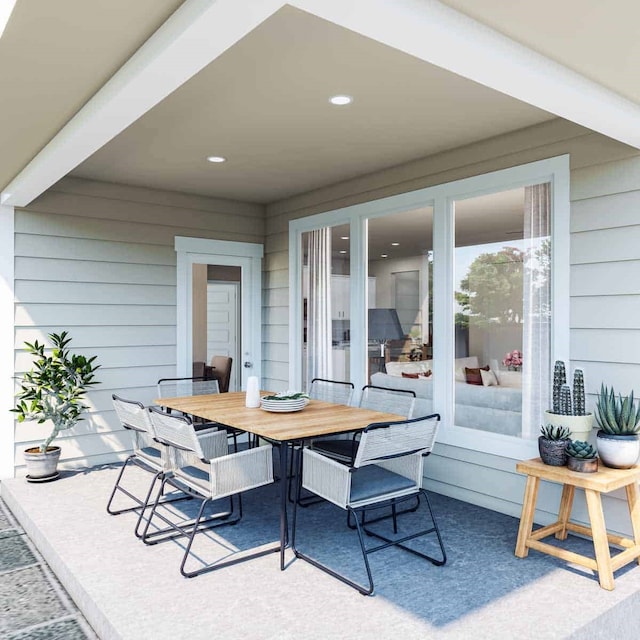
[339,250,347,254]
[341,236,349,240]
[329,95,353,106]
[391,242,400,246]
[381,254,388,258]
[206,156,226,163]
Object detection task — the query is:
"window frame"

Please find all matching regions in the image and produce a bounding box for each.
[289,155,570,459]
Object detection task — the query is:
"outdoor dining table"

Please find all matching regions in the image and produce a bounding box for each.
[154,391,405,570]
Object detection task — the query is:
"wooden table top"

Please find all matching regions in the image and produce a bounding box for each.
[516,457,640,492]
[155,391,406,441]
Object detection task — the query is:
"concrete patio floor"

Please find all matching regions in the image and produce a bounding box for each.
[2,463,640,640]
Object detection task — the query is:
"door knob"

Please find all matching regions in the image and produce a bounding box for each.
[244,361,253,368]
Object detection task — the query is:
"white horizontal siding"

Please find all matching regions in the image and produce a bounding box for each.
[16,256,175,285]
[570,226,640,264]
[15,280,175,305]
[15,325,176,348]
[571,296,640,329]
[13,178,264,473]
[571,261,640,296]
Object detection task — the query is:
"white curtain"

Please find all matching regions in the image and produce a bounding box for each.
[307,229,333,383]
[522,183,551,438]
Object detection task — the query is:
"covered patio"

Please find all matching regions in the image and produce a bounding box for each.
[2,463,639,640]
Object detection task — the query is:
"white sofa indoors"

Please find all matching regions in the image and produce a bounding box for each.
[371,357,523,437]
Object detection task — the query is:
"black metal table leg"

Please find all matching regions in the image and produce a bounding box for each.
[280,439,289,570]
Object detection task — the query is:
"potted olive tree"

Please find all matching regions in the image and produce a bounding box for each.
[595,384,640,469]
[12,332,100,481]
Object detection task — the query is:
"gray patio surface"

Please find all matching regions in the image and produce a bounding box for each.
[2,462,640,640]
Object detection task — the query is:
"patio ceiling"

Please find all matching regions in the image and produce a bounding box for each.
[1,1,640,206]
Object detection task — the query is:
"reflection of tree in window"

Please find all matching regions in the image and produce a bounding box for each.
[456,240,550,327]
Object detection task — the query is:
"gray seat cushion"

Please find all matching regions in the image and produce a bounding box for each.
[349,465,416,503]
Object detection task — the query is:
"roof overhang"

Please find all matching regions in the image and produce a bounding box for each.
[3,0,640,207]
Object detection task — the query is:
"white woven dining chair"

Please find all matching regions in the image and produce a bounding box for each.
[107,394,204,538]
[292,413,446,595]
[143,406,275,577]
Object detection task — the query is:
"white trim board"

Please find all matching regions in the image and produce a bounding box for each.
[2,0,639,207]
[0,205,15,479]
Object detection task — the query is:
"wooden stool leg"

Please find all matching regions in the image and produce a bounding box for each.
[515,476,539,558]
[625,482,640,565]
[584,488,614,590]
[556,484,575,540]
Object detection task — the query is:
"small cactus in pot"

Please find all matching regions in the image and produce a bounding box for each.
[538,424,570,466]
[545,360,593,441]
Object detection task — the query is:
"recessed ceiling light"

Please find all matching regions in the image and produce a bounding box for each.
[329,95,353,106]
[381,254,388,258]
[341,236,349,240]
[391,242,400,246]
[206,156,226,163]
[339,250,347,254]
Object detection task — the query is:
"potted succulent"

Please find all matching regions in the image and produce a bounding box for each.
[12,332,100,481]
[565,440,598,473]
[538,424,571,466]
[594,384,640,469]
[544,360,594,442]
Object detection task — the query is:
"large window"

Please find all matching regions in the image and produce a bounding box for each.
[289,156,569,456]
[453,185,551,439]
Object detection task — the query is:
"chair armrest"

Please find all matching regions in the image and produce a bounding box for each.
[376,452,423,486]
[208,445,273,499]
[302,449,352,508]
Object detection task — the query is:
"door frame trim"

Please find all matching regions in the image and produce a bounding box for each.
[175,237,263,387]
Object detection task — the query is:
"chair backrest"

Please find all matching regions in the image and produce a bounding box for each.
[147,406,205,459]
[359,384,416,417]
[353,413,440,468]
[157,376,219,399]
[112,394,154,434]
[309,378,354,405]
[209,356,232,393]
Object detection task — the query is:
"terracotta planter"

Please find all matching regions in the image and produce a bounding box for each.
[23,446,61,482]
[544,411,594,442]
[566,454,598,473]
[538,437,569,466]
[596,432,640,469]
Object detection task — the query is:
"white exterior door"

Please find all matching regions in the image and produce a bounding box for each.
[207,282,239,391]
[175,237,263,389]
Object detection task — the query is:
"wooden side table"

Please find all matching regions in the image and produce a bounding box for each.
[515,458,640,590]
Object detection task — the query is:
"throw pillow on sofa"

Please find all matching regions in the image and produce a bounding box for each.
[480,369,499,387]
[465,365,490,386]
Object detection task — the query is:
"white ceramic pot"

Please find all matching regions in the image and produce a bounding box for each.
[596,432,640,469]
[23,446,61,481]
[544,411,594,442]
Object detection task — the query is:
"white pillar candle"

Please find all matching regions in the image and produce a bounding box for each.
[245,376,261,408]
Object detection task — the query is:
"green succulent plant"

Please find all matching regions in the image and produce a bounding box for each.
[540,424,571,441]
[566,440,598,459]
[595,384,640,435]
